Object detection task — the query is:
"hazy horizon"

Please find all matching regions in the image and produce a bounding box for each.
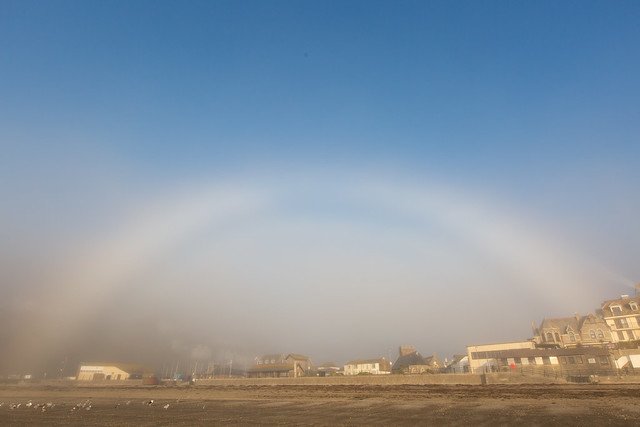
[1,0,639,375]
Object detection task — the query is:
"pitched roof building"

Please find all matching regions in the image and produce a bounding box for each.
[246,353,312,378]
[392,346,441,374]
[601,293,640,344]
[535,314,613,348]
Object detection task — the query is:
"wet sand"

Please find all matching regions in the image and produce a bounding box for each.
[1,383,639,425]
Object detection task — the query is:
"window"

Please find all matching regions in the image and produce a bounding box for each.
[543,357,551,365]
[528,357,536,365]
[554,332,561,342]
[589,330,596,340]
[630,302,638,311]
[546,332,554,342]
[577,356,584,364]
[569,332,576,342]
[597,329,604,339]
[599,356,609,366]
[567,356,576,365]
[611,306,623,316]
[617,331,626,340]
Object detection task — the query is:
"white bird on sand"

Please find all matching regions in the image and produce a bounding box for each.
[163,404,170,410]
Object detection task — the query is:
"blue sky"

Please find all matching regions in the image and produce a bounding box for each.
[1,1,639,370]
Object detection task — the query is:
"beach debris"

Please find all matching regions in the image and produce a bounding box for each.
[163,404,170,410]
[145,399,154,406]
[125,400,131,405]
[26,401,33,408]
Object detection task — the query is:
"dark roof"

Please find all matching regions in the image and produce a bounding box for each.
[540,316,581,333]
[393,352,427,370]
[602,296,640,316]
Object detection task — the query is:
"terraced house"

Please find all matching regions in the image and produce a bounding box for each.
[535,314,613,348]
[601,294,640,343]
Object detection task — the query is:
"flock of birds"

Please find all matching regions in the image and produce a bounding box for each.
[1,401,56,412]
[0,399,175,413]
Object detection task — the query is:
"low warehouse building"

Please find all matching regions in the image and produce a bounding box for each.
[76,363,150,381]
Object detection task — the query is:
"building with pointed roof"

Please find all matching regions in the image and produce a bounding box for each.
[535,314,613,348]
[601,293,640,344]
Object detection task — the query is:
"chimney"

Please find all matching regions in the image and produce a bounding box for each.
[399,345,417,357]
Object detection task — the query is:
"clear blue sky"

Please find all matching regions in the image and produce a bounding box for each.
[3,1,639,172]
[1,1,639,369]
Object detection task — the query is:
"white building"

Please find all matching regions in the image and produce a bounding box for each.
[344,357,391,375]
[601,294,640,342]
[466,341,536,373]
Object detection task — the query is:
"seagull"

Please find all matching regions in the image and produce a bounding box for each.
[163,404,170,410]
